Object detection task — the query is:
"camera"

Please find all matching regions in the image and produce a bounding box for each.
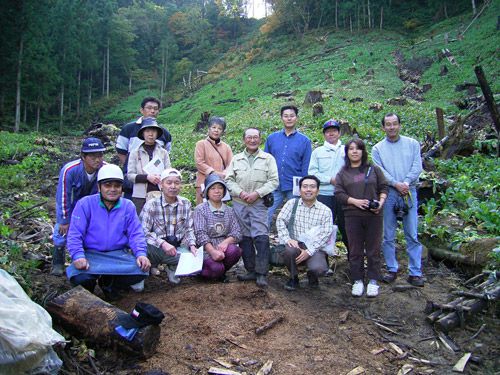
[368,200,380,210]
[164,235,181,248]
[394,199,409,221]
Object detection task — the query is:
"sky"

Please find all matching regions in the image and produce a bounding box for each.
[245,0,270,19]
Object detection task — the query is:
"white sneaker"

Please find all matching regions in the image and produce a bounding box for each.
[130,280,144,292]
[366,282,379,297]
[166,267,180,284]
[351,280,364,297]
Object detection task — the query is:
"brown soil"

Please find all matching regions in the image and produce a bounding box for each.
[36,256,499,375]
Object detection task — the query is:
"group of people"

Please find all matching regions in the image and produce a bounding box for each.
[51,96,424,301]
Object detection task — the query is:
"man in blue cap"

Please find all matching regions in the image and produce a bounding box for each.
[51,137,106,276]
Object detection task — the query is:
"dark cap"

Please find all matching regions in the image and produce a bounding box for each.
[203,173,227,199]
[138,117,163,140]
[322,119,340,133]
[117,302,165,329]
[81,137,106,153]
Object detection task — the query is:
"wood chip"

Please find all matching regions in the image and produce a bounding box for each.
[452,353,471,372]
[397,364,414,375]
[225,338,248,350]
[437,331,460,352]
[346,366,366,375]
[339,310,349,323]
[389,342,405,356]
[208,367,242,375]
[374,322,399,335]
[371,348,386,355]
[213,358,233,368]
[256,360,273,375]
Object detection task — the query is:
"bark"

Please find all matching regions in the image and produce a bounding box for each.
[59,83,64,133]
[129,74,132,94]
[23,99,27,123]
[335,0,338,29]
[380,6,383,30]
[350,15,353,33]
[102,50,106,96]
[106,38,110,98]
[36,103,40,132]
[14,35,23,133]
[471,0,476,15]
[76,68,81,118]
[88,70,93,107]
[46,286,161,359]
[367,0,371,29]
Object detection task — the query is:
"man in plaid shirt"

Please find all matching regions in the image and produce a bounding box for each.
[277,175,333,291]
[141,168,197,284]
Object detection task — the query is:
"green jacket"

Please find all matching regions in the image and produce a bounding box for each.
[225,149,279,205]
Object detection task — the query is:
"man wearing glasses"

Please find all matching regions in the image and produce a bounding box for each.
[116,97,172,199]
[225,128,279,287]
[51,138,107,276]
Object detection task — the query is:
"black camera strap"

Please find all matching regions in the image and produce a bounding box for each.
[362,166,372,199]
[160,195,178,238]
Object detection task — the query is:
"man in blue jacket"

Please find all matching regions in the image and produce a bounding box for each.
[51,138,106,276]
[265,105,312,227]
[66,164,151,301]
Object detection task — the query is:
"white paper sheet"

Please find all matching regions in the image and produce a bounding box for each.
[174,246,204,276]
[142,157,165,175]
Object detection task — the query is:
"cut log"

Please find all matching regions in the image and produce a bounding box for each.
[45,286,161,359]
[255,316,284,335]
[256,360,273,375]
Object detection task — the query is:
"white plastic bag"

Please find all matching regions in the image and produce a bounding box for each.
[298,225,338,256]
[0,270,65,374]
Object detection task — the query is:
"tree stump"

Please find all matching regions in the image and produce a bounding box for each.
[303,90,323,105]
[387,97,408,106]
[194,112,211,132]
[46,286,161,359]
[339,120,352,136]
[312,103,324,117]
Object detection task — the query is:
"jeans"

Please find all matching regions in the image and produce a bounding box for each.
[267,190,295,227]
[382,187,422,276]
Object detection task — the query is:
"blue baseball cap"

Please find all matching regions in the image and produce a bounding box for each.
[81,137,106,153]
[322,119,340,133]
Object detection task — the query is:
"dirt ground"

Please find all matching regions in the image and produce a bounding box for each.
[34,253,499,375]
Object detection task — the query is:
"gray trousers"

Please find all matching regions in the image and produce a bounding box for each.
[283,245,328,279]
[147,244,181,267]
[233,200,269,237]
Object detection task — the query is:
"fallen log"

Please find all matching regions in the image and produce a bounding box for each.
[255,316,284,335]
[434,285,500,332]
[45,286,161,359]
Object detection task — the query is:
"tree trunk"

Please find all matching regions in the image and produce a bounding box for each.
[444,2,448,18]
[350,15,353,33]
[46,286,161,359]
[357,4,360,31]
[106,38,110,98]
[36,103,40,132]
[76,68,81,118]
[380,6,383,30]
[23,99,27,123]
[335,0,338,29]
[59,83,64,133]
[88,70,93,107]
[129,74,132,94]
[14,35,23,133]
[102,50,106,96]
[367,0,371,29]
[471,0,476,15]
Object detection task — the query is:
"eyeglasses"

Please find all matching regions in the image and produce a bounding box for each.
[144,106,159,111]
[245,136,260,140]
[301,184,317,189]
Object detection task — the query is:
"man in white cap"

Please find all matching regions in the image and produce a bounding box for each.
[51,137,106,276]
[141,168,197,284]
[66,164,151,301]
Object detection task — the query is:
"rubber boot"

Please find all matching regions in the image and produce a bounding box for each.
[254,235,270,287]
[50,246,65,276]
[238,236,256,276]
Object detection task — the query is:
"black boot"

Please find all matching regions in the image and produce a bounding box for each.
[238,236,255,276]
[253,235,270,284]
[50,246,65,276]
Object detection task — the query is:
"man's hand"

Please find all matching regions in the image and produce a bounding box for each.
[287,239,301,249]
[147,174,161,185]
[394,182,409,195]
[136,256,151,272]
[161,241,177,257]
[244,191,260,204]
[58,223,70,236]
[295,249,310,264]
[239,191,250,200]
[73,258,89,270]
[189,245,198,255]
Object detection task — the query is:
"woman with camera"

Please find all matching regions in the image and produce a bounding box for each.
[335,139,388,297]
[193,174,242,282]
